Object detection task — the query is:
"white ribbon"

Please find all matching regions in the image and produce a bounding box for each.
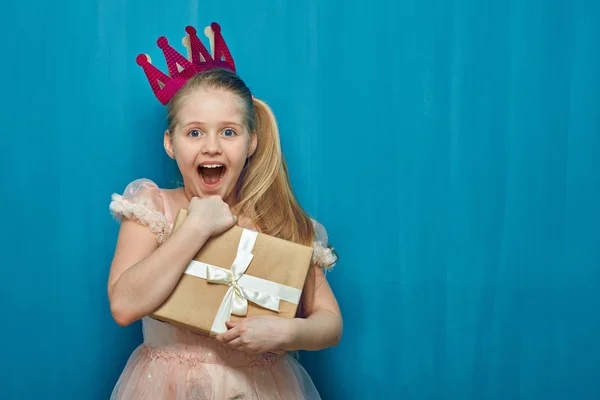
[183,229,303,335]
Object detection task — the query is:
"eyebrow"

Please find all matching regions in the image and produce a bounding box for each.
[181,121,243,129]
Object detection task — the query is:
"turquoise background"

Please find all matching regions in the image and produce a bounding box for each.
[1,0,599,398]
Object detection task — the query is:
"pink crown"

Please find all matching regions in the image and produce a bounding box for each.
[136,23,236,105]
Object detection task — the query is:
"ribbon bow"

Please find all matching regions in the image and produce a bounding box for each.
[206,249,280,333]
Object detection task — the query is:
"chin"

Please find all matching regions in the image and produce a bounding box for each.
[194,180,232,200]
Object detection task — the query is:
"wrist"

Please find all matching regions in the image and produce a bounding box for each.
[182,214,212,240]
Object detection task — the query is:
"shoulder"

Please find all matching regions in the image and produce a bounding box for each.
[109,178,170,243]
[310,218,338,271]
[111,178,164,204]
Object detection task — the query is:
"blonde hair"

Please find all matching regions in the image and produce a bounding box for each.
[166,69,315,247]
[234,97,315,246]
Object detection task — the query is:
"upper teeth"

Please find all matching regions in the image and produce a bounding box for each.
[201,164,223,168]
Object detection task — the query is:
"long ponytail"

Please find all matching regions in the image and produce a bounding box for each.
[233,98,315,246]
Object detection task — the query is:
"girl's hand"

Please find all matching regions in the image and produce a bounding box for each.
[187,196,237,236]
[215,316,296,355]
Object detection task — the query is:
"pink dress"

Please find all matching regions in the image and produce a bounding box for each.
[108,179,337,400]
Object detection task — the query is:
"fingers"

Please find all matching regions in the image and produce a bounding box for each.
[210,196,235,225]
[224,337,245,350]
[226,320,239,329]
[221,337,261,354]
[217,325,241,343]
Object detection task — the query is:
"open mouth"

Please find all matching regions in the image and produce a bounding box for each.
[197,164,226,187]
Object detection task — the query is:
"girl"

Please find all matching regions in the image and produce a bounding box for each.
[107,24,342,399]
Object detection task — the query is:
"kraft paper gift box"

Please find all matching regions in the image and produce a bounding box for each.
[150,209,314,337]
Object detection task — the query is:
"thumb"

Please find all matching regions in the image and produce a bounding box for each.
[226,320,238,329]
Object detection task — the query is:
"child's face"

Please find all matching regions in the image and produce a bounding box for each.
[165,87,257,204]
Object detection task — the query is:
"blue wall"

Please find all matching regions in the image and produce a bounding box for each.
[1,0,599,399]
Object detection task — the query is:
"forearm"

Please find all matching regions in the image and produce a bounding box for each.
[285,309,343,351]
[110,220,209,325]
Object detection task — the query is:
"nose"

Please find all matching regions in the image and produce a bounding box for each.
[201,134,223,155]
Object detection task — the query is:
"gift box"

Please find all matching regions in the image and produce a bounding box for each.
[150,209,314,337]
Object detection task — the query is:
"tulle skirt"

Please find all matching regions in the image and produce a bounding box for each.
[110,344,321,399]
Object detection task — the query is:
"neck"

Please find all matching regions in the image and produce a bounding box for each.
[179,186,239,213]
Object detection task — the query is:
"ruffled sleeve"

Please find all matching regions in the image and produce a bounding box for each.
[109,178,170,244]
[311,219,338,271]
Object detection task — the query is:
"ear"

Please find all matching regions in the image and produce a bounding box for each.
[248,131,258,158]
[164,130,176,159]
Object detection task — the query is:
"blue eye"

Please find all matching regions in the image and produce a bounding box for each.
[223,129,236,137]
[188,129,201,137]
